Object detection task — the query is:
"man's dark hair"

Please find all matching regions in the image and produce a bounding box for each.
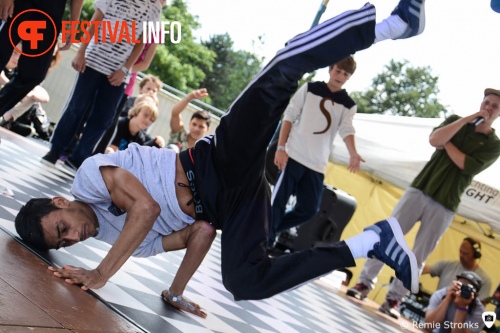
[15,198,59,251]
[191,110,211,127]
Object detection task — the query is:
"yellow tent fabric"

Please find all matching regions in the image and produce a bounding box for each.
[325,162,500,310]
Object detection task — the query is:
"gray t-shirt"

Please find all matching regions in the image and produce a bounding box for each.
[71,143,194,257]
[429,260,492,301]
[427,287,484,333]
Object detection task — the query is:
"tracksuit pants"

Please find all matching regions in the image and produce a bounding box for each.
[188,4,377,300]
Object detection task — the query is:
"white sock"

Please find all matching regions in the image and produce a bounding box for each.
[374,14,408,43]
[344,230,379,260]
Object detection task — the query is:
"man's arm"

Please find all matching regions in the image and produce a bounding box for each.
[343,135,365,173]
[50,166,160,289]
[428,112,489,170]
[274,120,292,171]
[96,166,160,281]
[429,111,487,148]
[425,285,456,326]
[0,0,14,21]
[442,141,466,170]
[450,290,478,333]
[108,36,145,86]
[131,44,158,73]
[170,89,208,134]
[60,0,84,50]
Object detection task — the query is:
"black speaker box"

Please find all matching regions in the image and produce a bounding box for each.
[276,184,357,252]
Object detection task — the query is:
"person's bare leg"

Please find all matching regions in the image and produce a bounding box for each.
[160,220,216,318]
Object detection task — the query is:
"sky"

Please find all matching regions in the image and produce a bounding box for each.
[186,0,500,118]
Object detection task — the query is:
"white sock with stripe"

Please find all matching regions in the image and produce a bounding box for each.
[374,15,408,43]
[344,230,379,259]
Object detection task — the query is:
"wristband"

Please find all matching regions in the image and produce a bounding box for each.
[184,96,192,102]
[456,306,468,312]
[120,66,129,75]
[277,146,286,151]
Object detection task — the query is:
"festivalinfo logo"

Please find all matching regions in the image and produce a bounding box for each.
[61,20,182,44]
[9,9,181,57]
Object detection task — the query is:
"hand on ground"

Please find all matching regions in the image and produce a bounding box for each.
[48,265,106,290]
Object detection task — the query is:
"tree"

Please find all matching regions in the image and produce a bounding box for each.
[147,0,215,92]
[199,33,263,110]
[351,60,449,118]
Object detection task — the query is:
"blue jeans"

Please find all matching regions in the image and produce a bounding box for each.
[50,67,125,166]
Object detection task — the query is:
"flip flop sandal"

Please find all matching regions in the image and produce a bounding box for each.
[162,289,196,312]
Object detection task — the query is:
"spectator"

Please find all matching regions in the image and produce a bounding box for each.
[120,69,162,118]
[104,99,165,153]
[0,0,83,116]
[93,74,162,155]
[1,48,62,139]
[41,0,163,173]
[422,237,492,303]
[425,271,485,333]
[168,89,210,152]
[347,89,500,319]
[269,56,364,248]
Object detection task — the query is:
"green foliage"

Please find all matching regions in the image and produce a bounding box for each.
[63,0,94,21]
[199,33,263,110]
[148,0,215,92]
[351,60,449,118]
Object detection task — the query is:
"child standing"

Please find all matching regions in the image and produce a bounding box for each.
[269,56,364,247]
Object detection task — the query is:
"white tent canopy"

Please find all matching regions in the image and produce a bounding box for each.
[331,114,500,233]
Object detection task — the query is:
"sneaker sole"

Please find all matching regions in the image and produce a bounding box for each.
[379,306,400,319]
[346,290,366,300]
[40,158,57,168]
[386,216,419,294]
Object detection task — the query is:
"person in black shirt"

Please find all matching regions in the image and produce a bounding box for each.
[105,99,165,153]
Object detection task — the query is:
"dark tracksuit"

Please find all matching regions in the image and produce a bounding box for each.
[180,3,376,301]
[0,0,66,115]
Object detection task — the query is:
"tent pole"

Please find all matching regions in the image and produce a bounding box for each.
[311,0,330,28]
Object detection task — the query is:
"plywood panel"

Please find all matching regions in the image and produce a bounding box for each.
[0,232,140,332]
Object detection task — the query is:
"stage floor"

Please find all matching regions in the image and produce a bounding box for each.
[0,128,423,333]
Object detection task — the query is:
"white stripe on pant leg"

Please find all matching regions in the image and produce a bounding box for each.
[271,169,286,205]
[222,4,376,118]
[285,3,375,46]
[275,4,376,57]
